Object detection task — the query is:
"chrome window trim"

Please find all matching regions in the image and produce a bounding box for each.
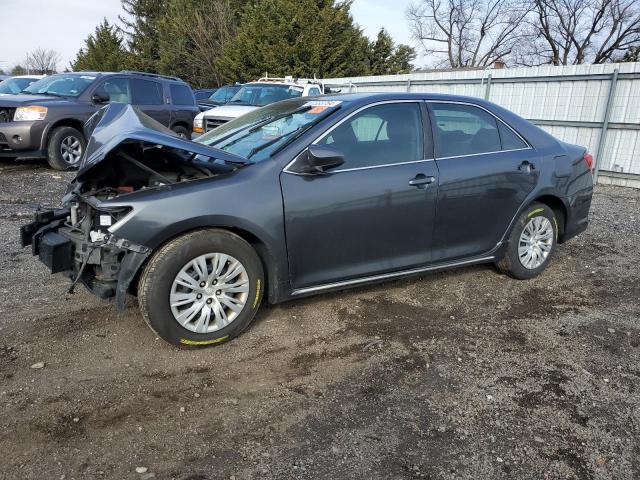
[436,147,531,161]
[291,255,495,296]
[426,100,533,156]
[283,100,430,174]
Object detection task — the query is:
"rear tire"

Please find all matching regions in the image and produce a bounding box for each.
[47,126,85,170]
[496,202,558,280]
[138,229,264,347]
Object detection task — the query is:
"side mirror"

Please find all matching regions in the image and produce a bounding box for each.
[290,145,344,175]
[91,93,109,104]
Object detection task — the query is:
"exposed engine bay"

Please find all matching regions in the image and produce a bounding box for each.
[21,103,249,308]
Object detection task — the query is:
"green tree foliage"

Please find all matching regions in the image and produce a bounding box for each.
[72,19,128,72]
[368,29,416,75]
[10,65,26,75]
[119,0,167,72]
[218,0,371,81]
[158,0,236,87]
[621,46,640,62]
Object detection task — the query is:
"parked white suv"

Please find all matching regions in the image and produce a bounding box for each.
[193,77,324,135]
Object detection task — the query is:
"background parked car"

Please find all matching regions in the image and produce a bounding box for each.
[193,77,323,134]
[0,70,199,170]
[0,75,45,96]
[196,84,242,112]
[193,88,217,100]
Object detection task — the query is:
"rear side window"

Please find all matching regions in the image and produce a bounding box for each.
[498,122,528,150]
[430,103,501,157]
[131,79,164,105]
[308,87,321,96]
[170,84,195,105]
[318,103,423,169]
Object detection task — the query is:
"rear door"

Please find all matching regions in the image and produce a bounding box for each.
[280,101,438,289]
[427,101,538,262]
[130,78,170,126]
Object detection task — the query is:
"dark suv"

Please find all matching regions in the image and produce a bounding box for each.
[0,71,198,170]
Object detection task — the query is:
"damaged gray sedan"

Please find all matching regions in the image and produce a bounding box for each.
[22,95,593,347]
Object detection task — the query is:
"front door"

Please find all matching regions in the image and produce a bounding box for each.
[280,101,438,289]
[427,101,539,262]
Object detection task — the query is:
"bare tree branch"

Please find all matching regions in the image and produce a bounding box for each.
[25,48,61,74]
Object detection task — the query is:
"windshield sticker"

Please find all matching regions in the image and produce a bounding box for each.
[303,100,342,114]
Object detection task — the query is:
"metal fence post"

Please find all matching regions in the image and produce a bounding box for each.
[407,79,411,92]
[593,68,619,183]
[484,74,492,100]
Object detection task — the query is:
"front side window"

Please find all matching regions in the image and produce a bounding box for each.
[130,79,164,105]
[23,74,96,97]
[93,78,130,103]
[318,103,423,169]
[430,103,526,158]
[170,84,195,105]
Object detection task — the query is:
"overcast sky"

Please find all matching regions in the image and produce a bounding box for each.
[0,0,421,73]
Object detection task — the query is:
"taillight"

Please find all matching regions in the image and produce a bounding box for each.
[583,152,594,171]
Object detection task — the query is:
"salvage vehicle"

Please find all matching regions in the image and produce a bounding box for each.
[193,77,323,134]
[21,93,593,347]
[0,71,198,170]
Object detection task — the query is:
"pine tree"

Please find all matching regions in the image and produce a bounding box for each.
[368,29,416,75]
[119,0,167,72]
[158,0,236,87]
[72,19,128,72]
[10,65,26,76]
[218,0,372,82]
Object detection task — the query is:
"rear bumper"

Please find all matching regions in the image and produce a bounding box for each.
[559,187,593,243]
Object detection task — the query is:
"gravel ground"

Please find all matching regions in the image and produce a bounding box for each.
[0,159,638,480]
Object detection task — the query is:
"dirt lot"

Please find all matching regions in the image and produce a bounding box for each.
[0,160,638,480]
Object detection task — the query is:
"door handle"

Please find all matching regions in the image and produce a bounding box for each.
[518,161,536,173]
[408,174,435,188]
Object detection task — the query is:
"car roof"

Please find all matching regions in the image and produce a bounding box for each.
[317,91,490,105]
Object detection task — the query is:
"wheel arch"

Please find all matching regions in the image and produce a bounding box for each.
[129,222,284,305]
[531,194,569,242]
[43,118,86,149]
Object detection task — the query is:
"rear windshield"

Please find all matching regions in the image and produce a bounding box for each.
[23,74,96,97]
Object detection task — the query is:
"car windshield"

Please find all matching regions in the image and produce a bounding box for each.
[196,98,342,162]
[207,85,240,103]
[227,84,304,107]
[22,74,97,97]
[0,77,39,94]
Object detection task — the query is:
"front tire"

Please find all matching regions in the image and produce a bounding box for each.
[171,125,191,140]
[138,229,264,347]
[496,202,558,279]
[47,126,86,170]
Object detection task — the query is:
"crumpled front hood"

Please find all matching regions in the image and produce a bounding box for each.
[77,103,248,177]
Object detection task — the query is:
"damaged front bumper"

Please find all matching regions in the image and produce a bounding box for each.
[21,207,150,310]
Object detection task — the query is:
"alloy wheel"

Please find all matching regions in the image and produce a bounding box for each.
[60,135,83,165]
